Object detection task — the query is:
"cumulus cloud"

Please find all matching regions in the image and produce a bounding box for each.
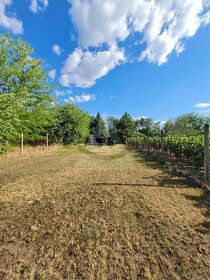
[194,103,210,108]
[64,94,96,103]
[60,46,125,88]
[29,0,49,14]
[0,0,23,34]
[52,44,63,56]
[55,89,72,97]
[70,0,210,65]
[48,69,56,80]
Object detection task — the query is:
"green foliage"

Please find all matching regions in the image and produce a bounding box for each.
[90,113,107,137]
[163,113,210,136]
[106,116,119,135]
[129,135,204,167]
[116,112,136,144]
[50,103,91,145]
[0,34,53,152]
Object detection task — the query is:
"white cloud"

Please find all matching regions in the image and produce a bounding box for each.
[133,116,149,120]
[60,46,125,88]
[29,0,49,14]
[65,94,96,103]
[52,44,63,56]
[194,103,210,108]
[110,95,117,99]
[70,0,210,65]
[0,0,23,34]
[48,69,56,80]
[55,89,72,97]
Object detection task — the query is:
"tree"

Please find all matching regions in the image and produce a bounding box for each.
[106,116,119,135]
[117,112,136,144]
[50,103,91,145]
[135,117,161,136]
[135,117,153,136]
[90,113,107,137]
[163,113,210,136]
[0,34,53,152]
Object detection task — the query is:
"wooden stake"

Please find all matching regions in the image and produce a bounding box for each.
[204,124,209,185]
[20,131,24,155]
[161,129,164,154]
[46,133,49,151]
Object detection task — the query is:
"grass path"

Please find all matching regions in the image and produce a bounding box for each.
[0,145,209,280]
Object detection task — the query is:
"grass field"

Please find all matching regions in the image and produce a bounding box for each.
[0,145,209,280]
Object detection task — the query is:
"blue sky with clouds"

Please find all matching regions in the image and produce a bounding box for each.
[1,0,210,121]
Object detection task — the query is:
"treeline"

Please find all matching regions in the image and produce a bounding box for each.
[1,34,210,155]
[0,34,92,153]
[106,112,210,144]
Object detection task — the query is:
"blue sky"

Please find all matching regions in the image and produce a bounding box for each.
[1,0,210,122]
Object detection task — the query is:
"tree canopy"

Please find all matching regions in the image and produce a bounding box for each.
[0,34,53,152]
[90,113,107,137]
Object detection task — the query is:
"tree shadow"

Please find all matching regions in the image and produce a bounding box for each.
[128,147,210,234]
[184,190,210,234]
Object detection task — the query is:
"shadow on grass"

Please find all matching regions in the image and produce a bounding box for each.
[127,148,198,188]
[127,147,210,234]
[184,190,210,234]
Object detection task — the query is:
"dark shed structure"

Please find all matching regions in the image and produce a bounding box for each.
[96,135,109,145]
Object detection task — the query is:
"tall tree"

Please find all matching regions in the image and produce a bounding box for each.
[106,116,119,135]
[0,34,53,152]
[50,103,91,145]
[90,113,107,137]
[117,112,136,144]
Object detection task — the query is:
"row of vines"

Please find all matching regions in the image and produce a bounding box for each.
[128,135,204,167]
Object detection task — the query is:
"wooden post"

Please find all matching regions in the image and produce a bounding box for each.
[46,133,49,151]
[147,134,150,156]
[161,129,164,154]
[204,124,209,185]
[20,131,24,155]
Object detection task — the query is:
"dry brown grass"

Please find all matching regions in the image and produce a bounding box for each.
[0,145,209,280]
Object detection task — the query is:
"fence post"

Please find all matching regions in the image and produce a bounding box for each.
[204,124,209,185]
[20,131,24,155]
[46,133,49,151]
[161,129,164,154]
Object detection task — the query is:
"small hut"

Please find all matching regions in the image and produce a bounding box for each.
[96,135,109,145]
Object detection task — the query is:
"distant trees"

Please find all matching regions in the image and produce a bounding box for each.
[90,113,107,137]
[163,113,210,136]
[106,113,136,144]
[49,104,91,145]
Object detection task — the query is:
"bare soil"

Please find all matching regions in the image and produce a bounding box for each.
[0,145,209,280]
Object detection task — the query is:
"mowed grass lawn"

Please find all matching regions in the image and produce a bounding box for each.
[0,145,209,280]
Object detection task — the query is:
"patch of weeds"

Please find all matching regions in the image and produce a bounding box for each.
[178,262,189,274]
[30,233,37,242]
[20,263,32,274]
[163,237,178,255]
[80,223,100,241]
[0,202,6,211]
[35,272,45,280]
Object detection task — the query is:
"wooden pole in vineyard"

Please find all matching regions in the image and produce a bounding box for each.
[20,131,24,155]
[46,133,49,151]
[204,124,209,185]
[161,129,164,154]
